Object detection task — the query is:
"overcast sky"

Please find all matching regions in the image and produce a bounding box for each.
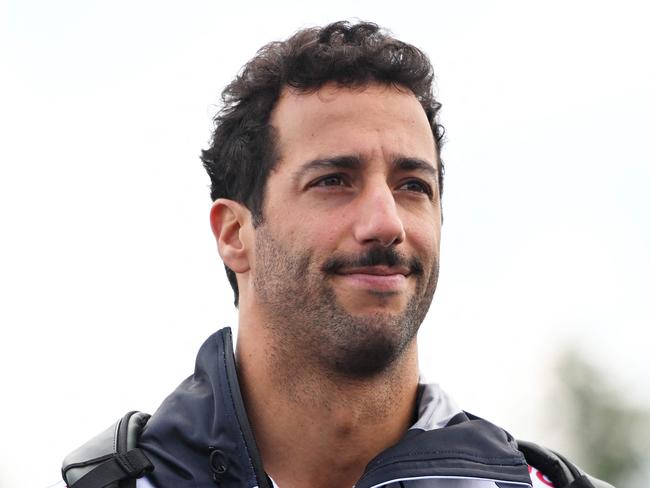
[1,1,648,486]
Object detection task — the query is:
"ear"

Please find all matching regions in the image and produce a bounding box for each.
[210,199,252,274]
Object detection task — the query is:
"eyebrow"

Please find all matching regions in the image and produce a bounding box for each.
[292,154,438,184]
[393,156,438,180]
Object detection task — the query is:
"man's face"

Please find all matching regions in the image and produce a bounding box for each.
[250,83,441,377]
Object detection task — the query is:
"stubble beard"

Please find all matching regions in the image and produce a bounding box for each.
[253,225,439,380]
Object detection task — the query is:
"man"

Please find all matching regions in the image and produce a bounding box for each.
[59,21,614,488]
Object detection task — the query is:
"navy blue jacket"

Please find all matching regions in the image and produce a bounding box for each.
[137,328,532,488]
[61,328,613,488]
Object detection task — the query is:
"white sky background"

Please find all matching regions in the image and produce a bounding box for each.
[1,1,649,486]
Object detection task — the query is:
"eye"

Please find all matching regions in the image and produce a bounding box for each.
[312,174,347,187]
[398,179,433,197]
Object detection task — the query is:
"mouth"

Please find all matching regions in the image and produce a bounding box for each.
[336,265,411,277]
[334,265,410,292]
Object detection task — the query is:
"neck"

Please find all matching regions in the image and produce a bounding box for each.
[235,321,420,488]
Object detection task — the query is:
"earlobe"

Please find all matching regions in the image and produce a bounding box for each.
[210,199,251,274]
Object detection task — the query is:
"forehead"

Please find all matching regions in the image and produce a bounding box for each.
[269,83,438,171]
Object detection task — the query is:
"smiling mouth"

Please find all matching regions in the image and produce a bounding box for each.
[334,266,410,292]
[336,265,410,277]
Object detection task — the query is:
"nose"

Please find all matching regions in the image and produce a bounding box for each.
[352,183,405,247]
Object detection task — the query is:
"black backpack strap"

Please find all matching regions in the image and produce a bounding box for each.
[65,449,152,488]
[62,411,153,488]
[517,439,616,488]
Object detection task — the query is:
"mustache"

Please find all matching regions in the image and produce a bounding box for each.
[321,246,424,276]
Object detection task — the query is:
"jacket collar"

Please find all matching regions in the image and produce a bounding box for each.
[140,328,266,488]
[139,328,531,488]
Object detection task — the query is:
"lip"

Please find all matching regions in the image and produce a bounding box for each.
[335,266,410,292]
[337,265,411,276]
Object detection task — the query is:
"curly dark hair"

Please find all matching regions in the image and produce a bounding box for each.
[201,20,445,306]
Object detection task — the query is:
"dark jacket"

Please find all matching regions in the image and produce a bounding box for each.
[62,328,614,488]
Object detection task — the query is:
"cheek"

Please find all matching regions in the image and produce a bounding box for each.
[407,224,440,259]
[299,212,349,248]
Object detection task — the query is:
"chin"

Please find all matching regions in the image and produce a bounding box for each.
[340,294,410,317]
[325,315,417,379]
